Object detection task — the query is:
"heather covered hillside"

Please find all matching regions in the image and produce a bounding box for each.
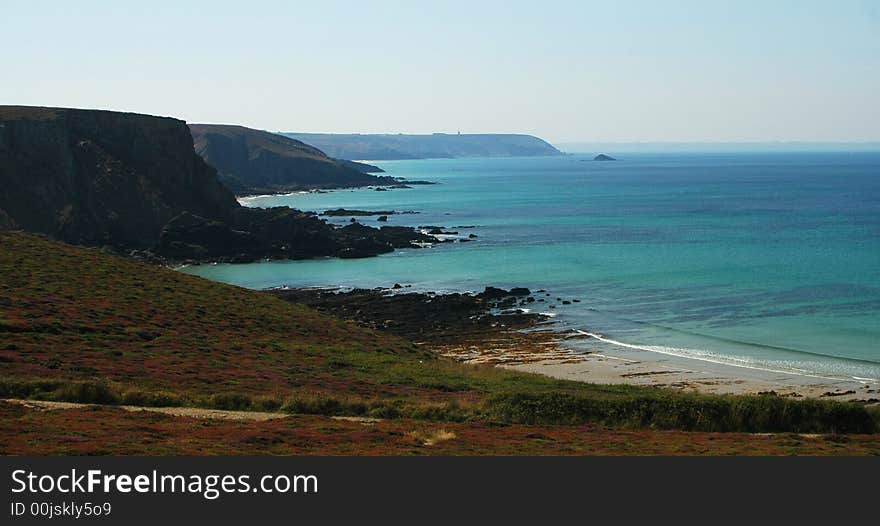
[1,232,877,444]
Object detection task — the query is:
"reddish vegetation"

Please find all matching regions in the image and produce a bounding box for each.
[2,403,877,456]
[2,232,878,455]
[0,231,443,400]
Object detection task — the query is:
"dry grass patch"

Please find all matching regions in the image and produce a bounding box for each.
[408,428,458,446]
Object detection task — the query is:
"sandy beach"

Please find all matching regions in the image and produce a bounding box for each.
[272,287,879,405]
[499,330,880,403]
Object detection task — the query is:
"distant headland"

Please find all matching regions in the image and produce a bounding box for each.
[281,132,563,160]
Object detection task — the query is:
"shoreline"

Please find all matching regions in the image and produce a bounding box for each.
[235,178,436,201]
[271,285,879,405]
[505,330,878,403]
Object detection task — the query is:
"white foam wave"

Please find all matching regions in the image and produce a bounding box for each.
[575,330,878,384]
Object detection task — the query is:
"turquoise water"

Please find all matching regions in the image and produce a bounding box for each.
[185,153,880,383]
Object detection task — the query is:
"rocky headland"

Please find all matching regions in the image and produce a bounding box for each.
[189,124,412,196]
[281,132,564,160]
[0,106,438,264]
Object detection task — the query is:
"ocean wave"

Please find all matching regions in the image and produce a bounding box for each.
[575,330,879,384]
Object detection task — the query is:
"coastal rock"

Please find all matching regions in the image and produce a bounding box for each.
[269,286,546,343]
[427,227,459,235]
[481,287,510,299]
[377,215,388,222]
[156,212,262,260]
[337,223,437,251]
[397,180,435,185]
[322,209,396,216]
[0,106,439,264]
[593,154,617,161]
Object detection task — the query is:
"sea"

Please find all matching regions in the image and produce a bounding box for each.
[183,152,880,384]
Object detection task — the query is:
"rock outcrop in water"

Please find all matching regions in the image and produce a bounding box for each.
[0,106,436,262]
[593,153,617,161]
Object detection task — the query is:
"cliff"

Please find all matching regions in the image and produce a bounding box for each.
[0,106,236,249]
[190,124,393,195]
[0,106,435,262]
[281,132,563,160]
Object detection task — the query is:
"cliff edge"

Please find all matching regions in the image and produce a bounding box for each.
[0,106,434,262]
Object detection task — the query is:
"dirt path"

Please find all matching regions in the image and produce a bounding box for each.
[2,399,288,421]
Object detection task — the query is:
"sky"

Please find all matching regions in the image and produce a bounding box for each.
[2,0,878,143]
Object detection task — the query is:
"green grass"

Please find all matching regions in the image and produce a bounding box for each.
[1,376,876,434]
[1,231,878,435]
[484,392,878,434]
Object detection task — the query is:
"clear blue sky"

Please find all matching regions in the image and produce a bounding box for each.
[2,0,878,143]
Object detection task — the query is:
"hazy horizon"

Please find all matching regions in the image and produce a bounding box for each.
[2,1,878,144]
[556,141,880,153]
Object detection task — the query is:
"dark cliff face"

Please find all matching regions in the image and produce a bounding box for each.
[189,124,393,195]
[0,106,237,248]
[0,106,435,262]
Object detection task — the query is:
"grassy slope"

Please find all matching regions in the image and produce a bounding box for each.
[3,403,878,455]
[0,231,624,411]
[1,231,878,454]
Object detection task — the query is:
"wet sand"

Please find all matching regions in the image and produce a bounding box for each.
[271,286,880,404]
[503,331,879,403]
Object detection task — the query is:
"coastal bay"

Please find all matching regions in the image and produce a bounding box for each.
[268,286,877,403]
[188,153,880,397]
